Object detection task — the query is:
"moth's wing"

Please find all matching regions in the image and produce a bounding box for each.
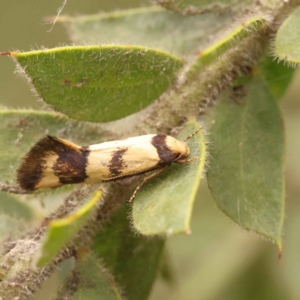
[17,136,85,191]
[86,135,162,180]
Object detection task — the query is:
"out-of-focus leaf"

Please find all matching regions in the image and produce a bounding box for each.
[275,6,300,64]
[59,7,235,56]
[158,248,176,287]
[154,0,252,15]
[0,192,36,248]
[58,254,123,300]
[207,76,285,248]
[217,248,291,300]
[280,107,300,298]
[35,189,103,267]
[33,259,74,300]
[132,120,206,235]
[150,185,264,300]
[0,191,34,220]
[24,187,75,217]
[93,206,164,300]
[0,214,30,251]
[258,55,295,100]
[8,46,182,122]
[0,110,105,185]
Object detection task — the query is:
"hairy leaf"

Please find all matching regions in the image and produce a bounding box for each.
[35,189,103,267]
[93,206,164,300]
[155,0,252,15]
[187,13,270,77]
[258,55,295,100]
[58,254,123,300]
[275,6,300,64]
[132,120,206,235]
[9,46,182,122]
[207,76,285,248]
[59,7,235,56]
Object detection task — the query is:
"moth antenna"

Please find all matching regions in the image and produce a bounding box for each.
[183,128,201,142]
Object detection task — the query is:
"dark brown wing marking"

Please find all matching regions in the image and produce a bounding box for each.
[17,136,58,190]
[151,134,179,165]
[108,147,128,176]
[17,136,89,190]
[53,145,89,185]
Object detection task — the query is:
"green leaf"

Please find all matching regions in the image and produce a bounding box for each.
[0,192,36,247]
[187,14,270,77]
[207,76,285,247]
[59,7,236,57]
[10,46,183,122]
[0,215,29,251]
[150,187,263,300]
[93,206,164,300]
[59,254,123,300]
[0,192,36,251]
[0,110,106,185]
[275,6,300,64]
[35,189,103,267]
[157,248,176,287]
[132,120,206,235]
[0,192,34,220]
[258,55,295,100]
[155,0,252,14]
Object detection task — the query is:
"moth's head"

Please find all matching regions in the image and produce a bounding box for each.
[176,140,190,159]
[165,137,190,159]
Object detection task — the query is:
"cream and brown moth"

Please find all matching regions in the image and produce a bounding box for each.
[17,131,199,198]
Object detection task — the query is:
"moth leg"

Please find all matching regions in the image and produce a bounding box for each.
[176,157,200,164]
[129,166,168,202]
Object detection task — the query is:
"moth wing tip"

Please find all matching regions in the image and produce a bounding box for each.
[16,165,38,191]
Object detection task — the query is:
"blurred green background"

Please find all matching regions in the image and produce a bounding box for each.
[1,1,300,299]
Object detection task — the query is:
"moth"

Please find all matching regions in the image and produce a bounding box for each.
[17,130,199,201]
